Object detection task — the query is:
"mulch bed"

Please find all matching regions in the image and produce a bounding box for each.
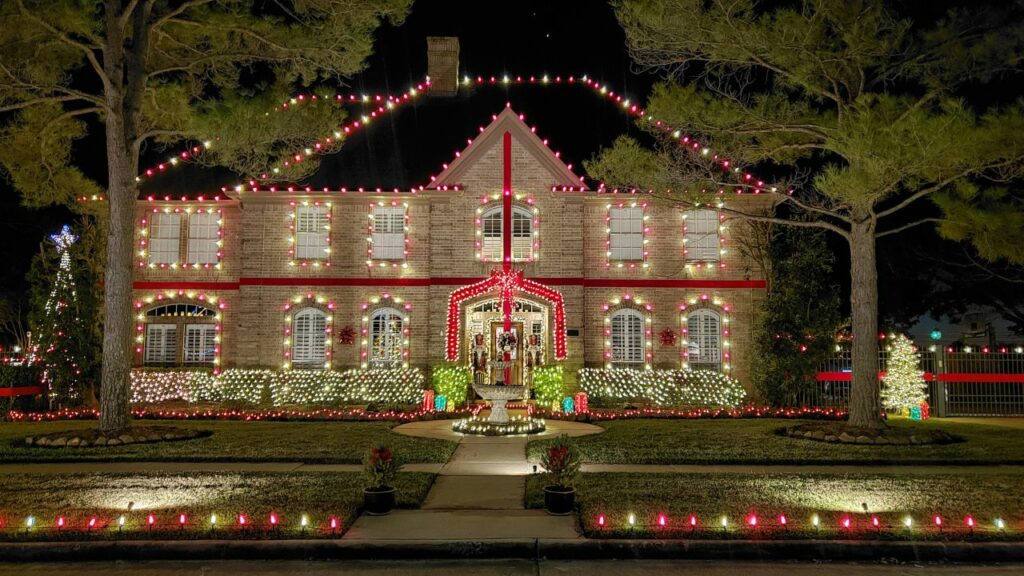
[24,426,210,448]
[779,422,963,446]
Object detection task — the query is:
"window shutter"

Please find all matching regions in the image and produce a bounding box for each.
[148,213,182,265]
[295,206,328,260]
[145,324,177,364]
[292,308,327,367]
[184,324,216,363]
[372,206,406,260]
[609,207,643,261]
[685,209,720,262]
[187,212,219,264]
[687,310,722,370]
[611,310,644,366]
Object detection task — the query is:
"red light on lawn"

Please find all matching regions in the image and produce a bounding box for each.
[238,514,247,526]
[871,516,880,528]
[179,513,187,527]
[934,515,943,528]
[147,514,155,527]
[747,514,758,527]
[689,515,698,527]
[56,516,65,529]
[778,514,787,527]
[597,514,606,527]
[330,516,338,531]
[270,512,278,526]
[657,513,667,527]
[841,516,851,530]
[966,515,975,528]
[88,517,97,530]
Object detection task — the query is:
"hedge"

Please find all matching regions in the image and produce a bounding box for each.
[430,365,471,407]
[578,368,746,408]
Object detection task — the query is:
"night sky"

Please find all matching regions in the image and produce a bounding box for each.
[1,0,1020,342]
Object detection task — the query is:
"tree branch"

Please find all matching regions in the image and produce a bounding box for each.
[876,217,944,238]
[14,0,110,90]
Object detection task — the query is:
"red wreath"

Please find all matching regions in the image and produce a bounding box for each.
[659,328,678,346]
[338,326,356,345]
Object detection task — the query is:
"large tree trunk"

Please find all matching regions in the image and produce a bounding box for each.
[847,215,884,428]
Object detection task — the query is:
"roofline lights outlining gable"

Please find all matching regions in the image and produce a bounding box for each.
[426,106,586,190]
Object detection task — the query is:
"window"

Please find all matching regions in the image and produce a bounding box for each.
[187,211,220,264]
[369,307,405,368]
[144,324,177,364]
[481,206,533,261]
[148,212,181,265]
[685,209,720,261]
[295,205,329,260]
[687,309,722,371]
[372,206,405,260]
[292,307,327,367]
[610,308,645,368]
[609,207,643,261]
[183,324,217,363]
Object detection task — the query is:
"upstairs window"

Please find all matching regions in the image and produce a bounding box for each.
[480,206,533,262]
[148,213,181,265]
[187,211,220,265]
[687,309,722,372]
[684,209,720,262]
[295,205,329,260]
[610,308,645,368]
[371,206,406,260]
[291,307,327,367]
[608,207,643,261]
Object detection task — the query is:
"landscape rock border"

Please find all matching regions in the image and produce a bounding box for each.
[24,425,209,448]
[778,422,962,446]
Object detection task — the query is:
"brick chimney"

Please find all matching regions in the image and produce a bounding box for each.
[427,36,460,97]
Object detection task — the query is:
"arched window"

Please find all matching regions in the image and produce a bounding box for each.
[481,206,533,261]
[292,308,327,368]
[369,307,406,368]
[684,209,720,262]
[610,308,645,368]
[687,309,722,371]
[143,304,217,366]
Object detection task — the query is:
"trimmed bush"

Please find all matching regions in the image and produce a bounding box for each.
[431,365,471,407]
[578,368,746,408]
[533,365,564,409]
[130,368,424,406]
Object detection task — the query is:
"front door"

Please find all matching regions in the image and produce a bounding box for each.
[490,321,523,385]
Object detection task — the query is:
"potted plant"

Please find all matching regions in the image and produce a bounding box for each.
[363,444,398,515]
[540,434,580,515]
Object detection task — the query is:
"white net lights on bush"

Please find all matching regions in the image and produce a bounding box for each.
[578,368,746,408]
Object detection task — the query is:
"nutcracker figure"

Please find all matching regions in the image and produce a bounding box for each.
[470,333,488,385]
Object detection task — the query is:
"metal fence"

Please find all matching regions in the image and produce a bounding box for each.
[804,349,1024,417]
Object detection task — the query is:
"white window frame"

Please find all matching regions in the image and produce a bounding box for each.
[480,206,533,262]
[295,205,329,260]
[292,307,327,368]
[148,212,182,265]
[368,307,406,368]
[371,206,406,260]
[610,308,645,368]
[609,207,644,261]
[144,324,178,364]
[687,309,722,371]
[186,211,220,265]
[685,209,720,262]
[183,324,217,364]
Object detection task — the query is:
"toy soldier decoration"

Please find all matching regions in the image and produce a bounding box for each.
[470,333,488,385]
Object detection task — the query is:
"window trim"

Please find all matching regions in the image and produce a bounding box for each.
[147,211,182,267]
[292,203,331,265]
[369,204,407,262]
[608,308,646,369]
[606,203,647,266]
[291,307,329,369]
[367,307,407,368]
[186,210,222,267]
[685,308,723,372]
[478,204,535,262]
[684,209,721,263]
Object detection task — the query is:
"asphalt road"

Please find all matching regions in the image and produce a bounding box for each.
[1,560,1022,575]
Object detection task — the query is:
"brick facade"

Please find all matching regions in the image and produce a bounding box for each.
[132,109,770,391]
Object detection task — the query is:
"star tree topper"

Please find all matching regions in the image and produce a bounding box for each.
[50,225,78,254]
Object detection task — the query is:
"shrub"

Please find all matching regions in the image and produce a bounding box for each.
[532,365,564,408]
[363,444,398,489]
[578,368,746,408]
[130,369,213,403]
[540,434,580,489]
[431,365,471,407]
[0,365,42,389]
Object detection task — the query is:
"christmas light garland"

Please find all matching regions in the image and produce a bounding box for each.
[282,293,335,370]
[366,200,409,268]
[360,293,411,369]
[134,291,224,374]
[680,296,732,373]
[288,200,332,268]
[605,200,649,269]
[682,204,728,270]
[431,366,471,407]
[578,368,746,408]
[138,206,224,270]
[602,295,653,370]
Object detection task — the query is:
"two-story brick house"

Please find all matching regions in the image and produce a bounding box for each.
[131,43,771,392]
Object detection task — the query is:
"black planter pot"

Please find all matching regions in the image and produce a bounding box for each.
[543,485,576,515]
[363,487,396,515]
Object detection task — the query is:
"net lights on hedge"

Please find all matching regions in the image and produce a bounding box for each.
[282,293,335,370]
[605,201,649,269]
[367,200,410,269]
[360,293,412,369]
[288,200,331,268]
[602,294,653,369]
[137,206,224,270]
[475,194,540,263]
[679,296,732,373]
[578,368,747,408]
[134,291,224,374]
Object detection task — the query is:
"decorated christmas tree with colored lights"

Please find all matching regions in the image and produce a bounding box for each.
[882,334,927,413]
[34,225,89,405]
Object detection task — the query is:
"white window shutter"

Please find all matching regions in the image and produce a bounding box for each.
[372,206,405,260]
[187,212,219,264]
[148,213,181,265]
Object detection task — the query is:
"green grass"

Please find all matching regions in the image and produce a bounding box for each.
[0,420,456,464]
[0,471,434,540]
[528,418,1024,465]
[525,472,1024,540]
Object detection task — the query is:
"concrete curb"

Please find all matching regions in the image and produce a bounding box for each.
[1,538,1024,563]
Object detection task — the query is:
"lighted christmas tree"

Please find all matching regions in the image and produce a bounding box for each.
[35,225,88,405]
[882,333,927,413]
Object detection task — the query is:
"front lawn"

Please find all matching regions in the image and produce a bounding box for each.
[528,418,1024,465]
[0,471,434,540]
[0,420,456,464]
[525,472,1024,539]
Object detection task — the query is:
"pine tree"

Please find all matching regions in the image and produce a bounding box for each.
[882,334,927,413]
[35,225,88,406]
